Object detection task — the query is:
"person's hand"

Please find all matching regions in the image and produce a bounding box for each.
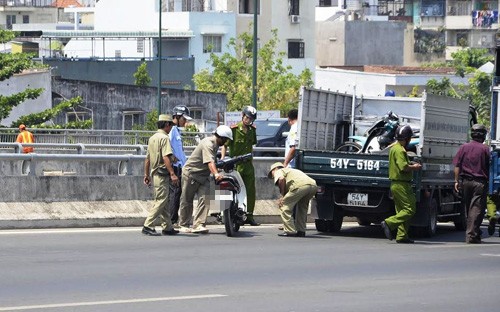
[454,181,459,193]
[214,173,223,182]
[278,197,284,208]
[144,175,151,187]
[413,163,422,171]
[170,173,179,186]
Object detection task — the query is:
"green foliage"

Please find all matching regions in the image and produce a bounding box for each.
[0,52,40,81]
[414,27,446,55]
[0,29,17,44]
[0,88,43,121]
[133,62,152,86]
[450,48,494,78]
[12,96,83,128]
[193,28,313,116]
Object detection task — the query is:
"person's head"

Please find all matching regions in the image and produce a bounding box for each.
[242,106,257,126]
[157,114,174,133]
[268,162,285,179]
[394,125,413,146]
[471,124,487,142]
[287,109,298,125]
[214,125,233,146]
[172,105,192,127]
[19,124,26,132]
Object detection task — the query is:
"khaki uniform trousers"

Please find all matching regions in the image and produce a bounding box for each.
[178,171,211,228]
[143,174,174,230]
[281,184,317,233]
[385,181,416,241]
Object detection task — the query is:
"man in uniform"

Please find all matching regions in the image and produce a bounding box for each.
[453,124,490,244]
[267,162,317,237]
[16,124,35,153]
[221,106,260,226]
[169,105,193,224]
[142,114,180,236]
[178,125,233,234]
[381,125,422,243]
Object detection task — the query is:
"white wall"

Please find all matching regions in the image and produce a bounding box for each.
[0,70,52,127]
[94,0,158,31]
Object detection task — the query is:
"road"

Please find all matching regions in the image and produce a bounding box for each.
[0,222,499,312]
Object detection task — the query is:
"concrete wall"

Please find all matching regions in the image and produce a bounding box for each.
[316,20,345,66]
[45,58,195,89]
[345,21,406,66]
[51,78,227,130]
[0,69,52,127]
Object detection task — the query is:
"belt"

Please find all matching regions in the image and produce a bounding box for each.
[462,176,487,183]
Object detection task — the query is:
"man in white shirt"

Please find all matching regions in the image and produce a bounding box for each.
[284,109,298,168]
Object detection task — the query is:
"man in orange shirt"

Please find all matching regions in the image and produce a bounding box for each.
[16,124,35,153]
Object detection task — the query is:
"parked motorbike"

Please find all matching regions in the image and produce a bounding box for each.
[211,153,252,237]
[336,111,419,154]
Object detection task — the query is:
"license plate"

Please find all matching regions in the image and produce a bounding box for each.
[347,193,368,206]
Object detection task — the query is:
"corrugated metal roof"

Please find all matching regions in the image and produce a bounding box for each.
[41,30,194,38]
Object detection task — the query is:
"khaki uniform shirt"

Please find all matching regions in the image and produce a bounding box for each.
[146,129,173,175]
[273,167,316,192]
[183,136,218,179]
[388,141,412,182]
[226,121,257,156]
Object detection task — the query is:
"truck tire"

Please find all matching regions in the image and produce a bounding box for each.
[314,217,343,233]
[335,142,362,153]
[315,219,329,233]
[330,207,344,232]
[420,198,438,237]
[453,202,467,231]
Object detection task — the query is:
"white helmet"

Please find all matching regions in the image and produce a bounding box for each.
[215,125,233,141]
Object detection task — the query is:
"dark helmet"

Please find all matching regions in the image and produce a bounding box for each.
[172,105,192,120]
[471,124,487,139]
[395,125,413,140]
[242,106,257,120]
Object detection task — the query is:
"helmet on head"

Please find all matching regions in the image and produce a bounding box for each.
[395,125,413,140]
[471,124,487,140]
[215,125,233,141]
[385,90,396,97]
[172,105,193,120]
[242,106,257,120]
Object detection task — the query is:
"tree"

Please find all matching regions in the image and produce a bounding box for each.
[425,48,493,125]
[133,62,152,86]
[193,28,313,116]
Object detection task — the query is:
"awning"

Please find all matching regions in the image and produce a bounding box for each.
[41,30,194,39]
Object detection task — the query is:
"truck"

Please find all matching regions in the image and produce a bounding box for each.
[296,87,476,237]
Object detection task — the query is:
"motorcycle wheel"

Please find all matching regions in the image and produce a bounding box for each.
[224,204,240,237]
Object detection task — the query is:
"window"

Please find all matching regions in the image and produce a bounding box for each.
[137,38,144,53]
[66,112,90,124]
[203,35,222,53]
[115,50,121,59]
[288,40,304,59]
[289,0,300,15]
[319,0,333,6]
[122,112,145,130]
[190,109,203,120]
[6,15,16,30]
[421,0,445,16]
[23,15,29,24]
[239,0,260,14]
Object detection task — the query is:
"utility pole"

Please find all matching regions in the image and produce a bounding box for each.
[251,0,258,109]
[157,0,162,114]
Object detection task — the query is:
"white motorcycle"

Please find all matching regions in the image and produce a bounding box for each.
[211,153,252,237]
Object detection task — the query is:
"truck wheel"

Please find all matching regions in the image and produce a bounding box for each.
[356,217,371,226]
[329,208,343,232]
[315,219,329,233]
[335,142,362,152]
[453,202,467,231]
[421,198,438,237]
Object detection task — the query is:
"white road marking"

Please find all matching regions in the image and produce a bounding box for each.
[0,294,227,311]
[424,244,497,248]
[480,253,500,257]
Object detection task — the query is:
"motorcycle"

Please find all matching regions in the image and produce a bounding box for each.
[336,111,419,154]
[211,153,252,237]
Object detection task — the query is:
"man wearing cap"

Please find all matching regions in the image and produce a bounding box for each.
[142,114,179,236]
[178,125,232,234]
[16,124,35,153]
[169,105,192,224]
[268,162,317,237]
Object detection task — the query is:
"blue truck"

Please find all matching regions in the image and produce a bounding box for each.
[296,87,476,237]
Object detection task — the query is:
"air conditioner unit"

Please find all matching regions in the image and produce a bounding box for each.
[290,15,300,24]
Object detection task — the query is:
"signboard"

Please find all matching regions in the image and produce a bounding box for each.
[224,110,281,126]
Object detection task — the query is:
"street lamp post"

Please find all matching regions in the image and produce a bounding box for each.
[251,0,258,109]
[157,0,162,114]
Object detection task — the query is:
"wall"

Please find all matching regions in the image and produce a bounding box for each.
[0,69,52,127]
[45,58,195,89]
[51,78,227,130]
[345,21,406,66]
[316,20,345,66]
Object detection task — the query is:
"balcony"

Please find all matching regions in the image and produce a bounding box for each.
[446,15,473,29]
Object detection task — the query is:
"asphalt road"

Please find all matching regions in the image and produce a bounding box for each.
[0,222,499,312]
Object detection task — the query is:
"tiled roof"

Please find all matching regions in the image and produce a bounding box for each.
[52,0,83,8]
